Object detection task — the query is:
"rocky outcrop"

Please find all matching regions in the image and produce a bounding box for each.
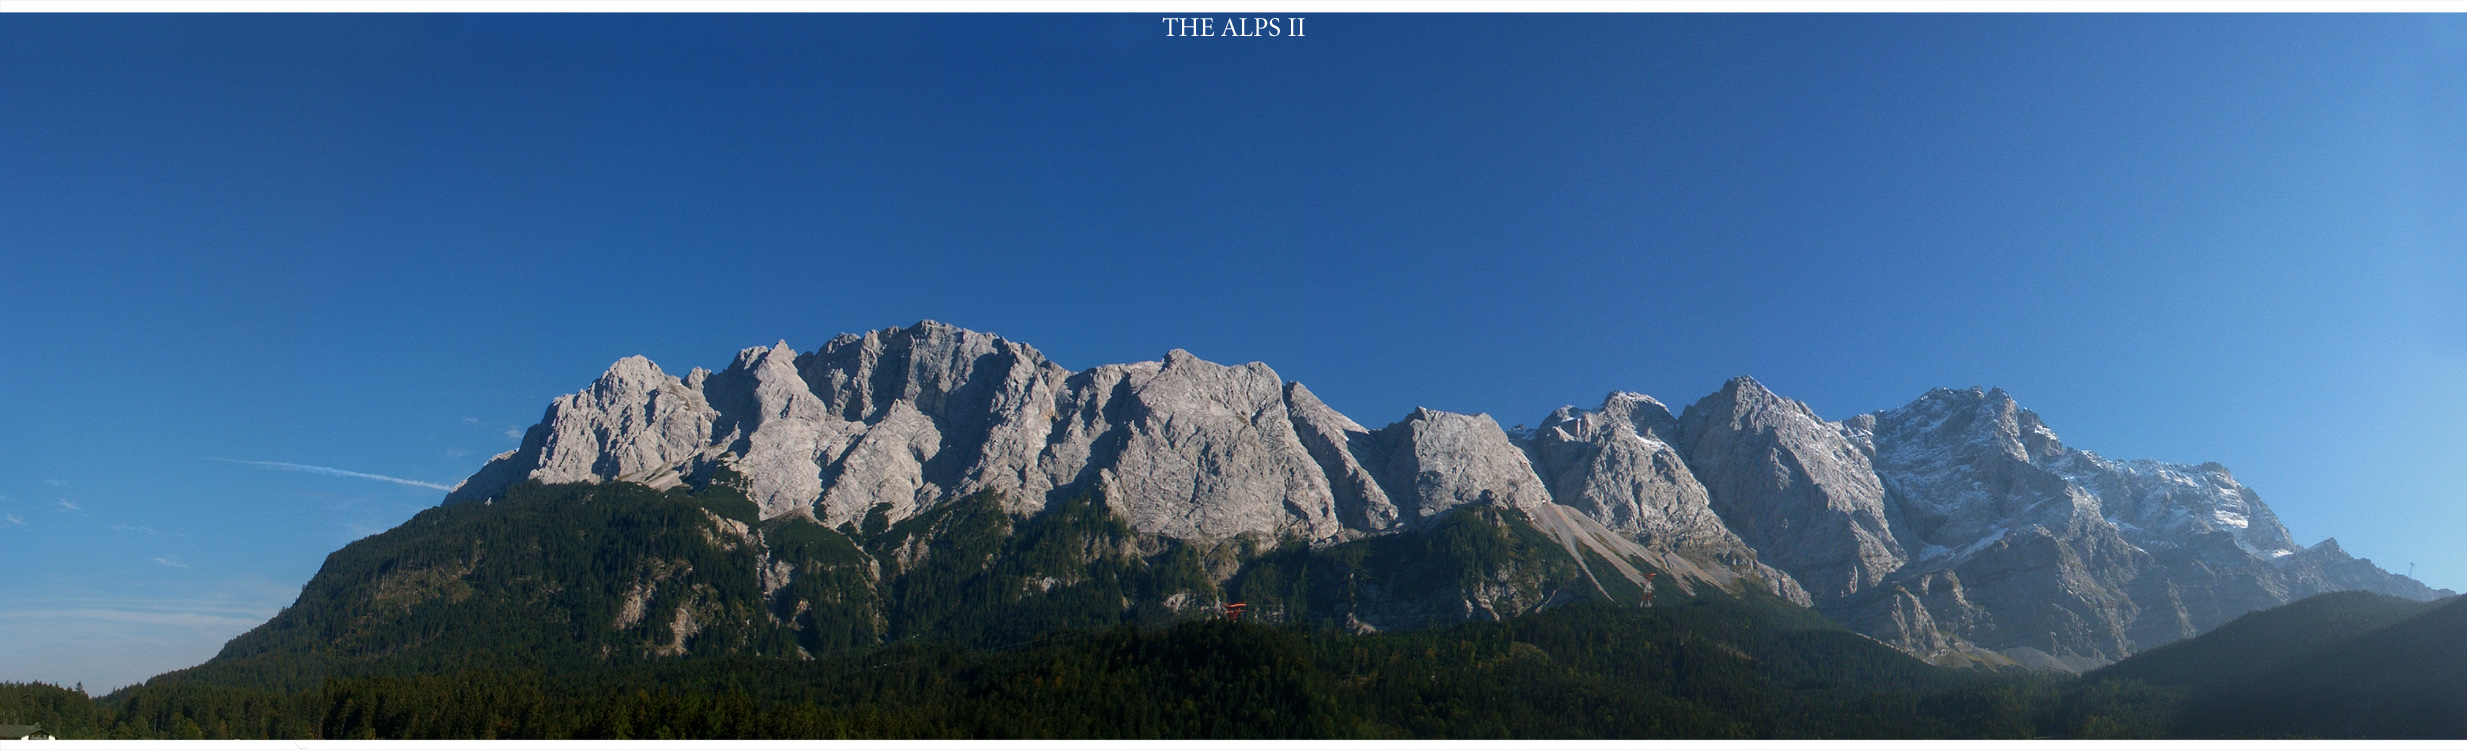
[707,342,839,518]
[443,356,718,506]
[1043,350,1345,543]
[1676,377,1906,603]
[1366,408,1552,521]
[1519,392,1806,603]
[1523,393,1711,548]
[1283,382,1403,534]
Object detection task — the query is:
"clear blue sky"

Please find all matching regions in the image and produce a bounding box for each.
[4,14,2464,691]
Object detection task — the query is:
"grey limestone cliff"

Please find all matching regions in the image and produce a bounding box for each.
[1675,378,1907,603]
[1519,392,1809,604]
[448,321,1780,608]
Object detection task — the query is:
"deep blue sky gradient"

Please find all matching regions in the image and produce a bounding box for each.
[4,14,2464,689]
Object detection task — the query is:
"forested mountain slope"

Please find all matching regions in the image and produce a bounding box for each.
[153,478,1646,693]
[2170,593,2467,738]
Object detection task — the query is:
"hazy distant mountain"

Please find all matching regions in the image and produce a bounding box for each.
[436,321,2443,670]
[2185,593,2467,738]
[2077,590,2467,738]
[2085,590,2439,695]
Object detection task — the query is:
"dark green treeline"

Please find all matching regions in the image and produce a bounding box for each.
[3,598,2179,740]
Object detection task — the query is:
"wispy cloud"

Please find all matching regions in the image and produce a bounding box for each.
[56,499,81,511]
[154,556,190,568]
[462,416,528,442]
[4,514,25,526]
[112,524,175,537]
[43,479,65,487]
[0,594,295,691]
[210,459,454,491]
[0,606,265,629]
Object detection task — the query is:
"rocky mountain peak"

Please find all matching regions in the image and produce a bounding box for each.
[1516,391,1789,596]
[1691,376,1807,428]
[594,355,671,393]
[801,320,1061,427]
[1533,393,1683,452]
[1371,407,1551,520]
[1881,385,2068,464]
[2277,535,2450,601]
[1679,376,1904,603]
[1604,392,1682,443]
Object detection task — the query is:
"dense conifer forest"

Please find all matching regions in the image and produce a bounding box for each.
[5,480,2451,739]
[6,597,2190,739]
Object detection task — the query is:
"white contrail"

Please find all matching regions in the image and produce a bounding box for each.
[210,459,455,491]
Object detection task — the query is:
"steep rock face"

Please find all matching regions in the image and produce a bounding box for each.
[799,323,1075,515]
[1037,350,1345,543]
[1282,382,1403,534]
[1525,393,1731,554]
[443,356,718,505]
[2046,453,2301,650]
[812,399,941,526]
[1516,392,1808,604]
[705,342,840,518]
[1677,377,1906,603]
[1366,408,1552,521]
[1853,387,2148,663]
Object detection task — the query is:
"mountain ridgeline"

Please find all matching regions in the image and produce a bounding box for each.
[414,321,2437,669]
[142,319,2425,693]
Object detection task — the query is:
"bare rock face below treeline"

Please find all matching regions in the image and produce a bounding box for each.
[445,321,2447,671]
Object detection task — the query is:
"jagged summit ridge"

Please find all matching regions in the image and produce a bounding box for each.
[449,323,2446,668]
[451,325,1664,554]
[450,321,1804,609]
[1833,383,2440,666]
[457,322,1339,543]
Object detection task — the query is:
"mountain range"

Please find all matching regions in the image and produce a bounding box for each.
[431,320,2444,670]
